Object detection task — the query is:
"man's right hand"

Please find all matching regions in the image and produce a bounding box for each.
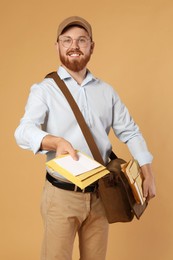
[41,135,78,161]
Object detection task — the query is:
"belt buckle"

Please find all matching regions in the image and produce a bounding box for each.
[74,185,85,192]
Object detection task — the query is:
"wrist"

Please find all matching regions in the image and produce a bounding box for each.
[41,135,62,151]
[141,164,153,179]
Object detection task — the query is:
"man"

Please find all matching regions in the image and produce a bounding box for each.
[15,16,156,260]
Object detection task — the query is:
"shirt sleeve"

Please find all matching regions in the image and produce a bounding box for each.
[112,92,153,166]
[14,84,49,154]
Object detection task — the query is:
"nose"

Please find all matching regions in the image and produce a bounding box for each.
[71,39,80,49]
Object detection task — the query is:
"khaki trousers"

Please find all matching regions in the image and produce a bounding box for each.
[40,180,109,260]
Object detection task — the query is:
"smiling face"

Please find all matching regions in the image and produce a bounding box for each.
[56,26,94,72]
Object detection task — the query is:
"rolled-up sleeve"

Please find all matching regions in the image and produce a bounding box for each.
[14,84,49,154]
[112,93,153,166]
[126,135,153,166]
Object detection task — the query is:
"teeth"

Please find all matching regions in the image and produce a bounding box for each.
[69,53,80,57]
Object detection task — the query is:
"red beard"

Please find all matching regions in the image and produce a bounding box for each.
[59,48,92,72]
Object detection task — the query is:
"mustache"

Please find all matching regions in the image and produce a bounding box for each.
[66,49,84,55]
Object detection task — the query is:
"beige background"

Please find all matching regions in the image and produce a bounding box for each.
[1,0,173,259]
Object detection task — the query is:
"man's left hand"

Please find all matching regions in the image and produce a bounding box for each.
[141,164,156,201]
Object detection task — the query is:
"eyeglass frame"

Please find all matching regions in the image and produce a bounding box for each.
[58,36,92,48]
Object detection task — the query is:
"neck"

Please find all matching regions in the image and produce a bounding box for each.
[62,65,87,85]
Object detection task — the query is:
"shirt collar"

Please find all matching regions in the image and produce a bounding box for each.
[57,66,97,86]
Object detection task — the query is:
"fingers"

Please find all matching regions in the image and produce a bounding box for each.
[143,178,156,201]
[141,164,156,201]
[55,138,78,161]
[67,146,79,161]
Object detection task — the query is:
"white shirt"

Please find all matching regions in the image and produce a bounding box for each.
[15,66,153,170]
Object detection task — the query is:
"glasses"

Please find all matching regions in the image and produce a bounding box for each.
[58,36,91,48]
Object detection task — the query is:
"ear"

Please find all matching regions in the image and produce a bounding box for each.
[90,41,95,54]
[55,42,59,53]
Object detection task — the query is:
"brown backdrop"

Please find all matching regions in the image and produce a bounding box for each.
[1,0,173,259]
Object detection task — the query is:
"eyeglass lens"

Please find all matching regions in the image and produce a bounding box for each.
[59,36,90,48]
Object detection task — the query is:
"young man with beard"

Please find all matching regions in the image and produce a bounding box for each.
[15,16,156,260]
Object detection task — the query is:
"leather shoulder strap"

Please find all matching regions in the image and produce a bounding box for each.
[45,72,105,165]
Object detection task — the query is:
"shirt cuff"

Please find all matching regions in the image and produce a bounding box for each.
[127,136,153,166]
[30,131,49,154]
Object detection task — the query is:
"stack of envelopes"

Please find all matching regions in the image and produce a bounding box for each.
[46,151,109,190]
[121,159,146,205]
